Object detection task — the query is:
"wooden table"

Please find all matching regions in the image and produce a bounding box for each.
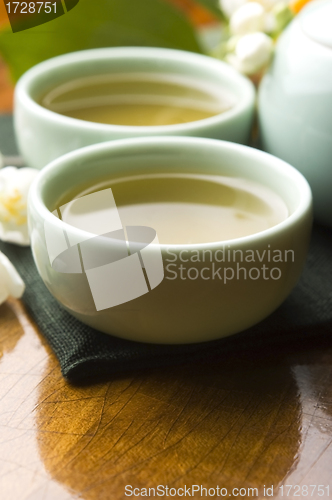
[0,60,332,500]
[1,299,332,500]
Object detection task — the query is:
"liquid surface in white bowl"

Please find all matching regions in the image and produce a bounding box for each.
[57,174,289,245]
[39,73,235,126]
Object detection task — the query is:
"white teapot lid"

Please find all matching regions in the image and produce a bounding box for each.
[301,0,332,49]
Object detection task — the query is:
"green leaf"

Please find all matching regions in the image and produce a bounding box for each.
[0,0,203,81]
[192,0,226,21]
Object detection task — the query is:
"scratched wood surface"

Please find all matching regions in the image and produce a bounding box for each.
[1,59,332,500]
[1,298,332,500]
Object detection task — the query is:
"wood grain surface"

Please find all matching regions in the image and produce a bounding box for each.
[0,298,332,499]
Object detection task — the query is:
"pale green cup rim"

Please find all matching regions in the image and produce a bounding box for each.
[28,136,313,251]
[16,46,255,134]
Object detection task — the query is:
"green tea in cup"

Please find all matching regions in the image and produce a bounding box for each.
[16,48,255,168]
[56,173,289,245]
[40,73,235,127]
[29,136,311,343]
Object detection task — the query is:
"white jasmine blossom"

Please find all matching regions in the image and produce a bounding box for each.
[264,12,277,33]
[0,167,39,246]
[227,31,273,74]
[230,2,266,35]
[0,251,25,304]
[219,0,247,18]
[217,0,292,77]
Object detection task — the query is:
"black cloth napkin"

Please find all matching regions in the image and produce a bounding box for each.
[1,116,332,384]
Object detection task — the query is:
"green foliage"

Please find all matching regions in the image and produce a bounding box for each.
[0,0,203,81]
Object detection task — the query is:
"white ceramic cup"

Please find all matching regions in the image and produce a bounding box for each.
[15,47,255,169]
[28,137,313,344]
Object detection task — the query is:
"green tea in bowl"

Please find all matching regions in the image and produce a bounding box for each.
[39,73,234,127]
[28,137,312,343]
[15,47,255,169]
[57,173,289,245]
